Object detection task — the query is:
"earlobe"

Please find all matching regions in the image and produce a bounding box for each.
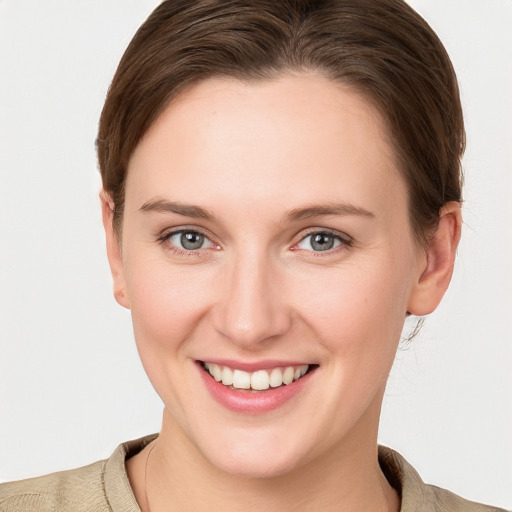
[100,189,131,309]
[407,201,462,317]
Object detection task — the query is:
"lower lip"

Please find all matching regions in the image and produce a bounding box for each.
[197,363,316,414]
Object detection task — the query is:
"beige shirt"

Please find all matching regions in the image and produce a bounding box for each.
[0,435,507,511]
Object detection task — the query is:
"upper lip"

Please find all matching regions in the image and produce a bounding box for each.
[198,358,315,372]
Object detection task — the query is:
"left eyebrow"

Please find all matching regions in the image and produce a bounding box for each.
[139,199,215,221]
[284,203,375,222]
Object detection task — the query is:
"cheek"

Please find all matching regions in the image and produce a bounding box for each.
[123,255,218,411]
[291,255,413,357]
[125,254,213,352]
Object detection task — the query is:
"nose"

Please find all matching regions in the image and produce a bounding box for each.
[212,250,292,348]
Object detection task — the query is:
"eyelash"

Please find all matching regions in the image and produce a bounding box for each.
[156,227,352,256]
[157,227,218,256]
[292,228,352,256]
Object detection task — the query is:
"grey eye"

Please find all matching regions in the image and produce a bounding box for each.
[297,232,344,252]
[168,231,213,251]
[181,232,204,250]
[310,233,335,251]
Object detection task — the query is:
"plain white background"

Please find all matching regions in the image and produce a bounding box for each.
[0,0,511,508]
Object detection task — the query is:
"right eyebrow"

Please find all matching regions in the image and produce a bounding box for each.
[139,199,215,221]
[284,202,375,222]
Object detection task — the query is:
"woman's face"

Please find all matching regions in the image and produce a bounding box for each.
[113,74,427,477]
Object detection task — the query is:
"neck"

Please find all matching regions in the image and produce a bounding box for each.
[128,403,399,512]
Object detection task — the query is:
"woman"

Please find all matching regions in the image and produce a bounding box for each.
[0,1,508,510]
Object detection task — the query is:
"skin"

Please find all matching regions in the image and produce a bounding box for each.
[102,74,461,511]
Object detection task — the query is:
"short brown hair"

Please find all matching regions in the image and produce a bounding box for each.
[97,0,465,243]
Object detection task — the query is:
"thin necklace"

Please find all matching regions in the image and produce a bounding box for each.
[144,441,157,512]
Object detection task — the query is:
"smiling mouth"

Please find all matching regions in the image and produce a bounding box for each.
[200,361,317,392]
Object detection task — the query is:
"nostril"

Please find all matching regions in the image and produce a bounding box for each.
[211,269,292,346]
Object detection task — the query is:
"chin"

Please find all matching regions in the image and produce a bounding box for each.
[208,449,303,479]
[194,426,313,479]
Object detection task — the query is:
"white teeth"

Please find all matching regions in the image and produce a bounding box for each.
[207,363,222,381]
[212,364,222,382]
[269,367,283,388]
[251,370,270,391]
[282,366,294,385]
[204,362,311,391]
[221,366,233,386]
[232,369,251,389]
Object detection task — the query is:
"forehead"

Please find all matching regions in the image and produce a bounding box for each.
[126,74,406,221]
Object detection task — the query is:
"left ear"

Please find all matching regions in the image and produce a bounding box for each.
[407,201,462,316]
[100,189,131,310]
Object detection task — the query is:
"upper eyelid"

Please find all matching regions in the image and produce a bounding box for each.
[295,227,351,243]
[158,226,215,241]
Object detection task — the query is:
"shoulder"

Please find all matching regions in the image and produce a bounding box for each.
[0,460,108,512]
[425,484,508,512]
[0,434,156,512]
[378,446,509,512]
